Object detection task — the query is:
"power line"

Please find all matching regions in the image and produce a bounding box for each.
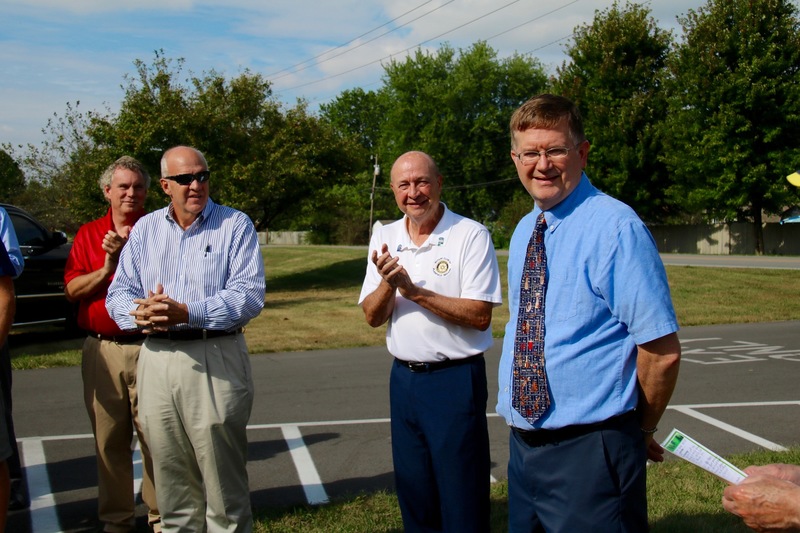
[302,0,583,104]
[269,0,456,82]
[275,0,524,94]
[483,0,581,42]
[265,1,435,79]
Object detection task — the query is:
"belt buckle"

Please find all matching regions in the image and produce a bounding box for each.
[407,361,429,373]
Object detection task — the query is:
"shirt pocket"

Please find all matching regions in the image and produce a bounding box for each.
[186,250,227,289]
[550,269,582,321]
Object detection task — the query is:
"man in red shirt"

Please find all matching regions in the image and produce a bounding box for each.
[64,156,159,533]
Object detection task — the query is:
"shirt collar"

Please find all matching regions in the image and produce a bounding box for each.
[165,198,216,228]
[537,173,591,234]
[398,202,453,251]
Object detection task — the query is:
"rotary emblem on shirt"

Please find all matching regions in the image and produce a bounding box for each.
[433,258,451,276]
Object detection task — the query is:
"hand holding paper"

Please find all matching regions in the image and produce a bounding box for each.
[660,428,747,484]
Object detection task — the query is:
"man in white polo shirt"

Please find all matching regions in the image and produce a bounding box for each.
[359,151,502,533]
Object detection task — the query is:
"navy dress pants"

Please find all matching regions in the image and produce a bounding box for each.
[507,411,648,533]
[390,356,491,533]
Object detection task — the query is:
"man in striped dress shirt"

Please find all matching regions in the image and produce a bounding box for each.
[106,146,266,532]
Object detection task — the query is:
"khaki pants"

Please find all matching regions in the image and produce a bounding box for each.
[82,336,159,532]
[138,334,254,533]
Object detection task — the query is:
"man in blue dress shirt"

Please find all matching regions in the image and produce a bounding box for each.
[0,207,26,511]
[106,146,265,532]
[0,213,19,531]
[497,94,681,532]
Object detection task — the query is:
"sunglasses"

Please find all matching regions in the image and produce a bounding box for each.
[165,170,211,185]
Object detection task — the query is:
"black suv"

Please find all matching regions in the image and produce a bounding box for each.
[1,204,73,329]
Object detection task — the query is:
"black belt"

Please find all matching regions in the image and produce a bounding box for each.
[513,410,637,447]
[89,332,146,344]
[148,328,242,341]
[395,353,483,373]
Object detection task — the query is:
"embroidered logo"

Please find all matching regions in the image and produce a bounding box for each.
[433,258,451,276]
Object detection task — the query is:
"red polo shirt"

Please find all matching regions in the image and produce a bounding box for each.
[64,208,144,336]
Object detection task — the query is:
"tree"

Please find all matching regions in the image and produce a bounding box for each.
[1,101,106,232]
[320,87,386,154]
[377,42,549,225]
[0,150,25,203]
[554,1,674,223]
[662,0,800,253]
[7,52,364,235]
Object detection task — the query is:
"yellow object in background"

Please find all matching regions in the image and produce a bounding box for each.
[788,172,800,186]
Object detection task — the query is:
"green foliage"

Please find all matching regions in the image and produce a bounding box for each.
[0,149,26,203]
[89,52,366,231]
[662,0,800,251]
[376,42,548,225]
[289,181,379,245]
[319,90,395,240]
[489,189,534,249]
[5,51,364,233]
[320,88,386,153]
[554,1,674,223]
[1,101,110,232]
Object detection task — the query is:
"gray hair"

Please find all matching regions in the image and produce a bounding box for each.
[98,156,151,190]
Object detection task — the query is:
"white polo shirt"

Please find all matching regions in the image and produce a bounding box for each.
[359,204,502,362]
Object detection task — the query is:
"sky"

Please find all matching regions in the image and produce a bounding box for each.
[0,0,712,150]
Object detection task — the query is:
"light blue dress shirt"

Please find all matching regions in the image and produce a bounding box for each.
[497,174,679,430]
[0,207,24,278]
[106,199,265,332]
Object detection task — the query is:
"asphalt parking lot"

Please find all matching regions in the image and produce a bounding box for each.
[6,319,800,532]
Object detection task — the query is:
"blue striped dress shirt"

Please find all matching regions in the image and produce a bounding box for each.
[106,199,265,332]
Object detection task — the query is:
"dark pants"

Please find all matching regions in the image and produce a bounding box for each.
[0,341,20,479]
[390,356,491,533]
[507,411,648,533]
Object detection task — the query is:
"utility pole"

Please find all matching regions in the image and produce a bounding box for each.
[369,155,380,239]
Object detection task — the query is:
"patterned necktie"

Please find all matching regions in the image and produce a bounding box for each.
[512,212,550,423]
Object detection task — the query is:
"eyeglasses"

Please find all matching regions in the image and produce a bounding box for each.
[515,145,579,166]
[165,170,211,185]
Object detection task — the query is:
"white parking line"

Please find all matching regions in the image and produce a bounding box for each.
[281,425,329,505]
[21,439,60,533]
[669,401,798,452]
[132,439,143,501]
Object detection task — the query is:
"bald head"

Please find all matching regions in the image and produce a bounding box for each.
[391,151,441,180]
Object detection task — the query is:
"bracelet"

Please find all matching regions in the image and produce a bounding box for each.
[640,426,658,435]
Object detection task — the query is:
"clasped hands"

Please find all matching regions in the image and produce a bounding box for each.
[371,244,416,295]
[130,283,189,333]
